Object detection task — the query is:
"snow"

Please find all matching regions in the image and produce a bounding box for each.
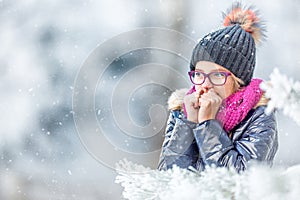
[261,68,300,125]
[116,159,300,200]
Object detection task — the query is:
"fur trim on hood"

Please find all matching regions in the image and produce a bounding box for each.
[168,88,188,111]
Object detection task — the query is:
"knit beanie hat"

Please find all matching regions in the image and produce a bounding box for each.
[190,2,266,86]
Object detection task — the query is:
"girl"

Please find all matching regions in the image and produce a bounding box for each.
[158,2,278,172]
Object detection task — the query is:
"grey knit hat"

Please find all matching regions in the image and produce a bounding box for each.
[190,2,266,86]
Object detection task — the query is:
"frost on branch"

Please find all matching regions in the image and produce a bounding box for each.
[260,68,300,125]
[115,159,300,200]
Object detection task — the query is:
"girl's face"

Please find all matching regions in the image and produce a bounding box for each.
[194,61,237,99]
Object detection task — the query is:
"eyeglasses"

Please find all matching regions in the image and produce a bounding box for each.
[188,71,231,86]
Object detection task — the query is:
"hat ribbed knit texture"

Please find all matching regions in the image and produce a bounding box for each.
[190,24,256,86]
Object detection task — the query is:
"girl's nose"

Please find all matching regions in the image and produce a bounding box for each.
[201,77,213,91]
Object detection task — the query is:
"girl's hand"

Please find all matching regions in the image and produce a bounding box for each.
[183,90,203,123]
[197,89,222,123]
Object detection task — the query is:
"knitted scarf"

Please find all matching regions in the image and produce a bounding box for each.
[183,79,263,132]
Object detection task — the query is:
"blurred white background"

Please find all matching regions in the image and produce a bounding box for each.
[1,0,300,199]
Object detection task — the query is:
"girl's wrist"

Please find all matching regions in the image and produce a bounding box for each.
[187,117,198,123]
[198,116,215,123]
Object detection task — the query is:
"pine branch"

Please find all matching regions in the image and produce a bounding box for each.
[260,68,300,125]
[115,159,300,200]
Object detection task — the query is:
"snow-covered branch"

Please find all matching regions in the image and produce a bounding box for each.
[115,159,300,200]
[260,68,300,125]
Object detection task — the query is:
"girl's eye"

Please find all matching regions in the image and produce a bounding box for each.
[213,72,225,78]
[194,72,202,77]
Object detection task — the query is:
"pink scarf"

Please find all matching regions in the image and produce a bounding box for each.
[183,79,263,132]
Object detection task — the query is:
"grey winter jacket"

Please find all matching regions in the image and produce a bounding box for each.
[158,90,278,172]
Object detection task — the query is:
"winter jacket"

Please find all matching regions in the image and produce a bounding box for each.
[157,89,278,172]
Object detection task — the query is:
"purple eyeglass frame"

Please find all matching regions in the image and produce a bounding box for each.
[188,71,231,86]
